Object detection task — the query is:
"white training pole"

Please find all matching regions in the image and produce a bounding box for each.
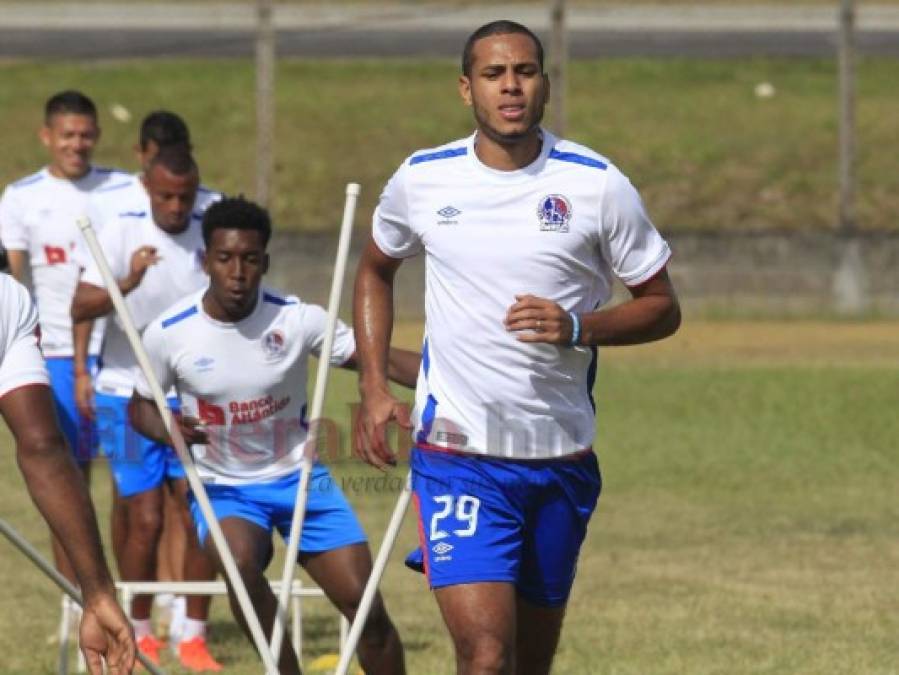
[76,217,280,674]
[269,182,360,658]
[0,518,164,675]
[335,472,412,675]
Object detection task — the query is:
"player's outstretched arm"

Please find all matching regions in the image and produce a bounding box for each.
[505,267,681,347]
[128,393,208,447]
[2,384,135,674]
[352,237,411,468]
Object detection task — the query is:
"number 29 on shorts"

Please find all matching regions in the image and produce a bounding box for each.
[430,495,480,540]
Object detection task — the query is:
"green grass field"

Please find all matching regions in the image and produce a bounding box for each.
[1,320,897,673]
[1,57,897,233]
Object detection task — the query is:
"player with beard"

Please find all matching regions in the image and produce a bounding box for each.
[354,20,681,675]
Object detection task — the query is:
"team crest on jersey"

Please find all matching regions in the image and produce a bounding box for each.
[537,194,572,232]
[261,329,287,360]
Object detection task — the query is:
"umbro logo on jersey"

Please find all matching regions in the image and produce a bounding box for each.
[193,356,215,372]
[537,194,572,233]
[437,205,461,225]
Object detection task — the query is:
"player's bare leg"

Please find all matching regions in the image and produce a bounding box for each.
[434,582,516,675]
[171,478,215,620]
[50,461,91,584]
[514,597,565,675]
[301,542,405,675]
[119,485,164,620]
[156,483,186,583]
[205,517,302,674]
[110,479,128,571]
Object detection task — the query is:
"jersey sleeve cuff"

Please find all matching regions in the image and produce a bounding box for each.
[0,239,27,251]
[621,245,672,288]
[372,226,421,260]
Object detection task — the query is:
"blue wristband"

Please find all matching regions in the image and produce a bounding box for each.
[568,312,581,347]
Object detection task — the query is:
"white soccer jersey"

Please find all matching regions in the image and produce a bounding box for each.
[136,287,355,485]
[373,129,671,460]
[81,189,220,396]
[0,274,49,398]
[0,166,128,357]
[83,173,145,256]
[86,174,220,242]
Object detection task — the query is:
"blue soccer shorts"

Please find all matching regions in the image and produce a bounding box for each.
[45,356,98,463]
[189,465,367,554]
[94,392,185,497]
[409,446,601,607]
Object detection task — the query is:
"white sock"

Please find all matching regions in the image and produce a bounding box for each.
[132,618,153,640]
[169,596,187,641]
[180,618,207,641]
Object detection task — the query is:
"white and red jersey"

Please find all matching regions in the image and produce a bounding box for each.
[0,166,128,357]
[136,287,355,485]
[373,129,671,460]
[80,189,220,396]
[0,273,49,398]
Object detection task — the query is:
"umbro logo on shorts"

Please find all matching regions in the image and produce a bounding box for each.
[432,542,454,561]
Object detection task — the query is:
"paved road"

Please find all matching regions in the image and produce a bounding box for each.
[1,3,898,59]
[2,28,898,59]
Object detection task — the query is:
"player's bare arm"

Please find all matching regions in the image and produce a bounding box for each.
[1,383,135,674]
[72,318,96,419]
[505,267,681,346]
[341,347,421,389]
[5,249,28,282]
[353,237,412,469]
[128,392,209,447]
[69,245,160,322]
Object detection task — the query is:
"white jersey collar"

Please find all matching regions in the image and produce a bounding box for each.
[466,128,556,184]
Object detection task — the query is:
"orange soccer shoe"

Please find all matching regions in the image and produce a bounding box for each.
[178,636,224,672]
[136,634,166,665]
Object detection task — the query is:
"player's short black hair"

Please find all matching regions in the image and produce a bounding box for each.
[461,20,544,77]
[44,90,97,124]
[139,110,192,151]
[147,144,197,176]
[202,196,272,248]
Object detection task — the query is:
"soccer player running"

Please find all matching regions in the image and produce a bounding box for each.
[72,146,222,670]
[354,21,681,675]
[0,273,135,674]
[87,109,210,659]
[0,90,127,588]
[128,197,415,675]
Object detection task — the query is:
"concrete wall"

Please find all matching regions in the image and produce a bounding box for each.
[265,230,899,319]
